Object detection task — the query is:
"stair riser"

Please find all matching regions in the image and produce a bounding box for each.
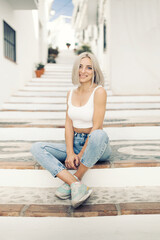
[0,111,159,120]
[3,103,160,111]
[0,127,159,141]
[0,215,160,239]
[0,168,160,188]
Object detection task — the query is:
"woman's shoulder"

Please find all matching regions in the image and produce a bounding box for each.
[94,85,106,94]
[67,87,77,97]
[94,85,107,100]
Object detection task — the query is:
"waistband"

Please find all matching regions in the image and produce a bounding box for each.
[74,132,89,137]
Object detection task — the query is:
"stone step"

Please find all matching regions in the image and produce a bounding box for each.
[0,117,159,128]
[0,126,159,141]
[33,77,73,82]
[26,82,110,88]
[20,86,110,92]
[8,95,160,104]
[0,139,159,170]
[40,75,108,82]
[0,112,159,128]
[0,167,160,188]
[45,65,73,70]
[43,71,72,74]
[0,215,160,240]
[12,90,113,97]
[2,102,160,111]
[41,75,72,79]
[0,120,159,128]
[0,110,159,120]
[43,69,72,73]
[32,77,109,83]
[9,97,67,103]
[0,126,160,141]
[42,74,72,78]
[0,126,159,171]
[27,82,74,87]
[0,186,160,217]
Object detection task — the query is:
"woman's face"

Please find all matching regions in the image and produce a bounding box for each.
[79,57,93,84]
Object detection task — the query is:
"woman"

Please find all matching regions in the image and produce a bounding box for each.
[31,52,111,208]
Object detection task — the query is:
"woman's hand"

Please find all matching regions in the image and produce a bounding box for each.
[65,153,80,170]
[77,152,83,161]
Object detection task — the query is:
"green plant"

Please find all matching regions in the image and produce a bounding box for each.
[76,44,92,55]
[36,63,45,70]
[48,47,59,56]
[66,43,71,48]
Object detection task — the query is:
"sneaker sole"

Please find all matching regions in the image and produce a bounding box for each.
[71,189,92,208]
[55,192,71,200]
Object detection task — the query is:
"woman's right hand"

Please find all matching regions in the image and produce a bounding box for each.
[65,153,80,170]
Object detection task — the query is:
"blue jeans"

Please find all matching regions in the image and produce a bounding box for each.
[30,129,111,178]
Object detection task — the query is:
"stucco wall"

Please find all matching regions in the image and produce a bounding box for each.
[110,0,160,95]
[0,0,39,108]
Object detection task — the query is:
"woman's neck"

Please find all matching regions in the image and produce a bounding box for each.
[78,81,95,92]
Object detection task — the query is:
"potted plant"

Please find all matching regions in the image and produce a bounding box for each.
[66,43,71,49]
[35,63,45,78]
[47,47,59,63]
[75,44,92,55]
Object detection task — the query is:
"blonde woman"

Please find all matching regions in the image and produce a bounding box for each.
[31,52,111,208]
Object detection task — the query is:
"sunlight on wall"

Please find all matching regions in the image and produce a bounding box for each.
[32,10,39,39]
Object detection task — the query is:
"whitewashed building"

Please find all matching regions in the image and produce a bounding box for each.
[0,0,52,108]
[48,15,76,50]
[72,0,160,95]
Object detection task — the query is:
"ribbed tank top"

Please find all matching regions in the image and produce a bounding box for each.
[68,85,102,129]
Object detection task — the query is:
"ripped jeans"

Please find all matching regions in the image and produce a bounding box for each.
[30,129,112,178]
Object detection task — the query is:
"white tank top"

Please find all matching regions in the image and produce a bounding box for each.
[68,85,102,129]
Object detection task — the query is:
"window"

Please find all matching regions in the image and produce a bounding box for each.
[3,21,16,62]
[103,21,107,51]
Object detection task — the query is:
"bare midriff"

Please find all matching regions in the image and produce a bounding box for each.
[73,126,103,134]
[73,127,92,134]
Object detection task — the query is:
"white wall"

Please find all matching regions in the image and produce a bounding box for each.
[14,10,39,85]
[38,0,50,63]
[48,16,76,50]
[110,0,160,95]
[0,0,39,108]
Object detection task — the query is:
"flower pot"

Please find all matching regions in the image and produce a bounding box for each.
[35,68,44,78]
[41,68,45,75]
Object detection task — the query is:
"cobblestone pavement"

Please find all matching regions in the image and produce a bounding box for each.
[0,140,159,169]
[0,186,160,205]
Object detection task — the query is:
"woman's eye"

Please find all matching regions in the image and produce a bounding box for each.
[88,67,92,70]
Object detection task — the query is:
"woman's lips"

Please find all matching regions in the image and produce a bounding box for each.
[80,75,87,78]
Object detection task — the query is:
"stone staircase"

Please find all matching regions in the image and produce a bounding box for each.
[0,50,160,239]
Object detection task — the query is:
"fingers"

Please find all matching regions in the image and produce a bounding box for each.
[65,155,79,170]
[74,155,80,168]
[65,160,74,170]
[66,162,77,170]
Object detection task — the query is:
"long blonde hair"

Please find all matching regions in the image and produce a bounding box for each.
[72,52,104,87]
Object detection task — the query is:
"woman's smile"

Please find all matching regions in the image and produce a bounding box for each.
[80,74,88,79]
[79,57,93,83]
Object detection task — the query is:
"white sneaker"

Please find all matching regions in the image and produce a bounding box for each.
[71,182,92,208]
[55,175,79,200]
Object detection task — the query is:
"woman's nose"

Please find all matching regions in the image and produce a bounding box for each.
[81,67,86,73]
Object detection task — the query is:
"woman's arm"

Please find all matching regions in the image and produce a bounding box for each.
[78,87,107,159]
[65,91,74,155]
[65,91,80,169]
